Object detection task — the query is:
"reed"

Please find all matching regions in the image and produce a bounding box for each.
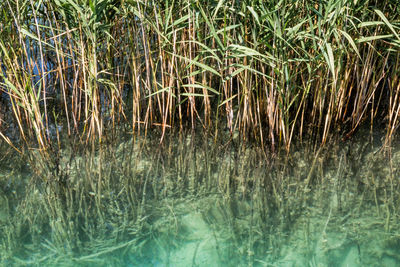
[1,2,400,265]
[0,0,399,151]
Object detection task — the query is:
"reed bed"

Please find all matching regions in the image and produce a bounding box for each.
[0,0,399,151]
[1,1,400,265]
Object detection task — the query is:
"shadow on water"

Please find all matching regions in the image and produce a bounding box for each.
[0,132,400,267]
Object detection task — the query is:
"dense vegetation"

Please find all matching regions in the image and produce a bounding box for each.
[1,1,400,265]
[0,0,399,151]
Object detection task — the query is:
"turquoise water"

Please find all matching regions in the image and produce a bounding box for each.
[0,136,399,266]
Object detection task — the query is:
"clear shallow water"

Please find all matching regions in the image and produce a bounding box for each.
[0,136,400,267]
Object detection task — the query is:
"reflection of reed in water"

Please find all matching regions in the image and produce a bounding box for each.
[0,103,3,128]
[0,194,8,223]
[0,134,398,265]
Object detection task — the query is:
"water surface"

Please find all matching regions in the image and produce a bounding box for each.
[0,135,399,266]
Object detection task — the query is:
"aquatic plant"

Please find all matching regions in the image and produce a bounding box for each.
[0,0,399,152]
[1,1,400,265]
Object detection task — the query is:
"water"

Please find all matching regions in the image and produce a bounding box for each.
[0,135,399,266]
